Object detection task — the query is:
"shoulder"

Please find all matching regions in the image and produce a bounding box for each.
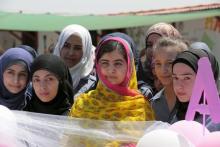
[150,88,165,102]
[138,80,154,99]
[75,74,97,96]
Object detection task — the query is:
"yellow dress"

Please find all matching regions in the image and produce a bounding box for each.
[69,52,155,121]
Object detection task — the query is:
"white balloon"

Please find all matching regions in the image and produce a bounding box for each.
[136,129,195,147]
[0,105,17,147]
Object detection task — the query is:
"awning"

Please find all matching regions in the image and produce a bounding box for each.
[0,0,219,31]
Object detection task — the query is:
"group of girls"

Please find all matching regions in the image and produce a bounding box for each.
[0,22,219,133]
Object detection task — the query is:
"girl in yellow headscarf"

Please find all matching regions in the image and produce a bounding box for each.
[69,36,154,121]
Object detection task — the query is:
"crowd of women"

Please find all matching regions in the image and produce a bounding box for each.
[0,22,220,139]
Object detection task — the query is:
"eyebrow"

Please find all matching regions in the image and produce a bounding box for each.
[65,42,82,47]
[6,68,27,73]
[33,73,55,78]
[99,59,124,62]
[173,73,194,76]
[74,45,82,48]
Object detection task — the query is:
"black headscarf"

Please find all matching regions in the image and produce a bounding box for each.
[25,54,73,115]
[173,49,219,82]
[172,49,219,120]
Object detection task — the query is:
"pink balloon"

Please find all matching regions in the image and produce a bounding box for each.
[197,132,220,147]
[169,120,210,145]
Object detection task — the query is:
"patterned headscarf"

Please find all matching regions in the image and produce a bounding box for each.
[0,47,33,110]
[70,37,155,121]
[53,24,95,89]
[145,22,182,47]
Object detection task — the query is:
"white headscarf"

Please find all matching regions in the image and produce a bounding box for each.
[53,24,95,89]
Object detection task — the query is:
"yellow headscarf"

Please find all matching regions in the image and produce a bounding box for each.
[69,37,155,121]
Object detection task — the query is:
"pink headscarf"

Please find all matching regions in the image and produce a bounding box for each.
[95,37,139,96]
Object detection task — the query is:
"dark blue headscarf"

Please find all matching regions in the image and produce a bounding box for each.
[0,47,33,110]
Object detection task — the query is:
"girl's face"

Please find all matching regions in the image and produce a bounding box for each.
[3,63,28,94]
[32,70,59,102]
[172,63,196,102]
[154,46,178,86]
[98,49,127,85]
[60,34,83,68]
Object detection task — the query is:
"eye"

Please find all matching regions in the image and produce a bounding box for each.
[63,42,71,49]
[4,70,15,78]
[99,61,109,68]
[5,69,14,75]
[32,78,40,83]
[114,62,123,67]
[19,72,28,77]
[183,76,191,80]
[154,62,161,67]
[45,77,56,82]
[172,76,178,81]
[74,45,82,51]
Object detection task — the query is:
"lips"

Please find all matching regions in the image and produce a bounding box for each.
[108,76,117,79]
[11,85,20,88]
[176,92,186,97]
[64,57,74,62]
[39,92,49,97]
[10,85,21,90]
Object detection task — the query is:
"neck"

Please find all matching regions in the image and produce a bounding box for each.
[164,85,176,112]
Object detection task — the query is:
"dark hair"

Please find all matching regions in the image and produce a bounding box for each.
[97,40,127,61]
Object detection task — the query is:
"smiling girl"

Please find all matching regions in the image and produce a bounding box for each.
[150,37,187,123]
[53,24,95,102]
[0,47,33,110]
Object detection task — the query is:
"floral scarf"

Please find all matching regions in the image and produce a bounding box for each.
[70,37,155,121]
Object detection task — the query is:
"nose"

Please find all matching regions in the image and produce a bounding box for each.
[161,64,169,74]
[39,80,47,89]
[107,64,116,74]
[69,48,74,54]
[174,79,184,90]
[12,75,19,84]
[69,47,77,55]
